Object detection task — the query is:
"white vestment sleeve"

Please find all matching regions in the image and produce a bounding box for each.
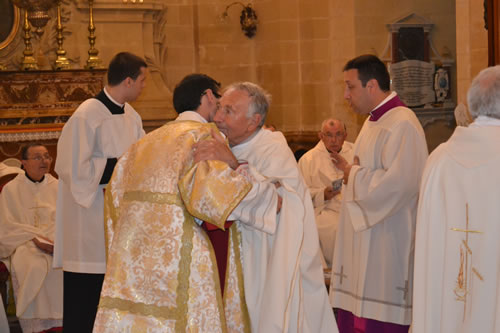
[227,164,278,234]
[344,121,426,232]
[55,116,107,209]
[298,157,326,208]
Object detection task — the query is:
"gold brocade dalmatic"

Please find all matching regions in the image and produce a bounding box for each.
[93,121,252,333]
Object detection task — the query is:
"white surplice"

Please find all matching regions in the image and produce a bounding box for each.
[329,104,428,325]
[298,140,354,267]
[0,174,62,328]
[53,95,145,273]
[228,128,338,333]
[413,123,500,333]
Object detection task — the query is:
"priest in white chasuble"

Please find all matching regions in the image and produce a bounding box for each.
[0,144,62,332]
[328,55,428,332]
[93,120,252,333]
[413,65,500,333]
[298,118,354,268]
[193,82,337,333]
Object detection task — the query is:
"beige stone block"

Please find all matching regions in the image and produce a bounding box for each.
[256,64,283,84]
[165,47,196,66]
[199,65,254,85]
[256,41,299,63]
[199,45,228,66]
[301,62,331,83]
[165,5,181,25]
[222,45,253,66]
[197,3,223,26]
[300,103,332,126]
[279,83,301,105]
[300,40,330,62]
[301,83,330,106]
[258,20,300,42]
[164,26,194,45]
[299,18,330,40]
[254,1,282,22]
[179,5,193,25]
[164,66,197,90]
[298,0,329,19]
[198,24,243,44]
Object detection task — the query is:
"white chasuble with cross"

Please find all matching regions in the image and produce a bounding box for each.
[329,106,428,326]
[413,125,500,333]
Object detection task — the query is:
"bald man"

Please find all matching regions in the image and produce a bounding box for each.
[298,118,354,268]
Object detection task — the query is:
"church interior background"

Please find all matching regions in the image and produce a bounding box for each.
[0,0,491,170]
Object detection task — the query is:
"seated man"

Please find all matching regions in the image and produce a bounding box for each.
[0,144,62,333]
[298,118,353,268]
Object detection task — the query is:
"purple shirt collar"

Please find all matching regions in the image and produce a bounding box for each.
[369,94,406,121]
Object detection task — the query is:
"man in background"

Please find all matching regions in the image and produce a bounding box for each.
[413,65,500,332]
[329,55,428,332]
[298,118,353,268]
[0,144,62,332]
[54,52,147,332]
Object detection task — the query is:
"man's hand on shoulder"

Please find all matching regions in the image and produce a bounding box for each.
[193,129,239,169]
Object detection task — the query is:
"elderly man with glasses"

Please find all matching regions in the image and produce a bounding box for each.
[0,143,62,332]
[298,118,354,269]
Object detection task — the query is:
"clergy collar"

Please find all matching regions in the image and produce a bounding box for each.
[368,92,406,122]
[25,172,45,183]
[175,111,207,123]
[232,128,261,147]
[95,88,125,115]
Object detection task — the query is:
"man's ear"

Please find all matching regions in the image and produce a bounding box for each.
[124,77,133,87]
[249,113,262,130]
[367,78,379,92]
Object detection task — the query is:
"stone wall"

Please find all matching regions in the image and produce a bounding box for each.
[1,0,485,147]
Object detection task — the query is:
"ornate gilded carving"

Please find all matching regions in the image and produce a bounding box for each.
[0,69,105,128]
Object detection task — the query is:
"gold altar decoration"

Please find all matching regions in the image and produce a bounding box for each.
[85,0,102,69]
[11,0,58,37]
[20,10,38,70]
[54,0,69,69]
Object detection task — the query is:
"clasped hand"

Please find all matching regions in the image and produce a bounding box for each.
[193,129,239,170]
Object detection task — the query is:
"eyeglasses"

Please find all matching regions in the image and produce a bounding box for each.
[27,155,53,162]
[321,132,345,140]
[201,90,222,99]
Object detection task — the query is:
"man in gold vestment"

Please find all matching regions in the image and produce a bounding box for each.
[92,120,253,332]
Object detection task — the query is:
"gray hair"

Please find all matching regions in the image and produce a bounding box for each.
[467,65,500,120]
[225,82,271,127]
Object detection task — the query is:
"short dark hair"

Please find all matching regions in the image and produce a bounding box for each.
[107,52,147,86]
[21,143,45,160]
[173,74,221,114]
[343,54,390,92]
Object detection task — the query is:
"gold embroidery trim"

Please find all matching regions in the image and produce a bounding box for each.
[179,168,252,229]
[232,224,251,333]
[175,210,195,333]
[123,190,183,206]
[99,296,180,320]
[103,182,119,261]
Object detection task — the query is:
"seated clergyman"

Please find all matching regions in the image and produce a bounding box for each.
[0,143,62,332]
